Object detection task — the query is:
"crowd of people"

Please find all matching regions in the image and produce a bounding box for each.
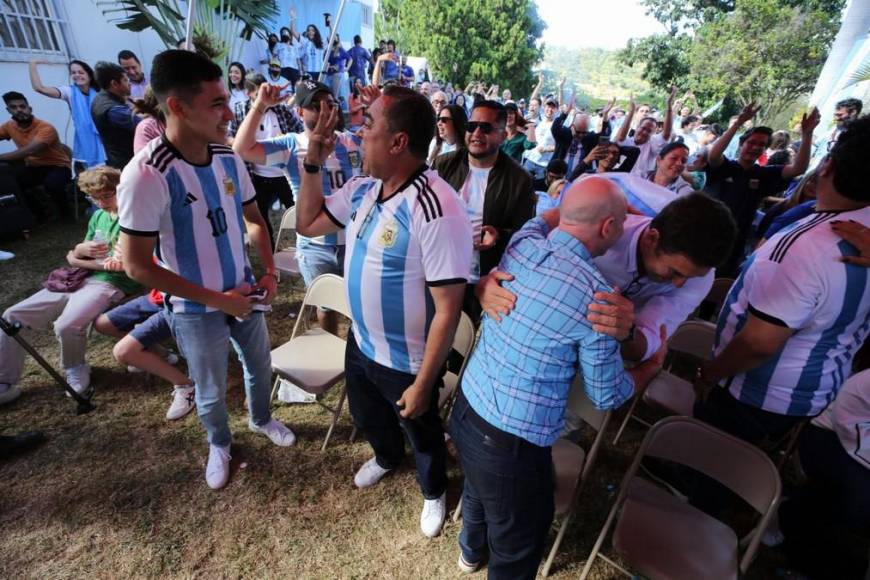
[0,19,869,580]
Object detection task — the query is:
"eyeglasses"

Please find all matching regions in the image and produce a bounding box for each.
[467,122,501,135]
[437,116,452,124]
[622,274,644,298]
[432,99,447,105]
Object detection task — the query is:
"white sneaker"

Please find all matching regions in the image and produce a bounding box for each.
[249,418,296,446]
[128,351,180,374]
[420,492,447,538]
[166,385,195,420]
[205,444,231,489]
[0,383,21,406]
[457,553,481,573]
[65,363,91,396]
[354,456,392,489]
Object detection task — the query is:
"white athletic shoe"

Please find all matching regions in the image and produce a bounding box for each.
[166,385,195,420]
[457,553,481,573]
[65,363,91,396]
[249,418,296,446]
[0,383,22,406]
[420,492,447,538]
[353,457,392,489]
[205,444,231,489]
[128,351,180,374]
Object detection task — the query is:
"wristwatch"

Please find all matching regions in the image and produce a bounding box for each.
[302,160,321,174]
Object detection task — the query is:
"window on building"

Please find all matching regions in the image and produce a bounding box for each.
[360,4,373,28]
[0,0,69,60]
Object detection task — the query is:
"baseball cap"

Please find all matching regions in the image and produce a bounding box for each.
[269,57,281,69]
[295,79,334,109]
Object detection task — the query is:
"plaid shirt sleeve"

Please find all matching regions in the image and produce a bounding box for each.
[577,326,635,410]
[274,105,304,134]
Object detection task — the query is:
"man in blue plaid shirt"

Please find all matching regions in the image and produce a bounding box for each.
[451,176,666,579]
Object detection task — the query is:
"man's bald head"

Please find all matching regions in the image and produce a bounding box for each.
[559,176,627,256]
[572,113,590,136]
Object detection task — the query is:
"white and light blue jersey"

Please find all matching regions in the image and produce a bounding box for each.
[261,130,363,247]
[118,136,256,313]
[714,207,870,416]
[324,167,472,374]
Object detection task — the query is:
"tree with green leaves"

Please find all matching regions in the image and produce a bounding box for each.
[688,0,841,122]
[375,0,545,96]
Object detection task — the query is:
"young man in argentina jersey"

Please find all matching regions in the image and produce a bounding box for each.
[118,50,295,491]
[696,115,870,447]
[233,79,363,335]
[294,83,472,538]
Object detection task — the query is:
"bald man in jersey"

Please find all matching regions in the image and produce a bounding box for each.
[451,176,666,578]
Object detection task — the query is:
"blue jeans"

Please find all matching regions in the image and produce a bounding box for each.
[297,240,345,287]
[345,334,447,499]
[450,390,555,579]
[522,159,546,181]
[169,310,272,447]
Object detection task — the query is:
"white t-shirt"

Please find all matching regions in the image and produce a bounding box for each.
[617,132,667,176]
[458,166,491,282]
[525,118,554,166]
[714,207,870,416]
[251,110,287,179]
[323,168,472,373]
[117,137,256,313]
[812,369,870,470]
[229,88,248,116]
[277,41,299,68]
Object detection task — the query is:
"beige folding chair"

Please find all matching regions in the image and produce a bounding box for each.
[612,320,716,446]
[540,377,612,577]
[269,273,349,450]
[580,416,781,580]
[438,311,477,415]
[273,206,300,276]
[695,277,735,321]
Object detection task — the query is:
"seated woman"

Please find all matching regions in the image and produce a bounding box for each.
[644,141,694,196]
[93,288,195,421]
[0,167,141,405]
[427,103,467,165]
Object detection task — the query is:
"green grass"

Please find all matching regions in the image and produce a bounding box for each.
[0,218,786,579]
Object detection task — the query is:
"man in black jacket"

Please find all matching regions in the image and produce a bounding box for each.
[91,62,139,169]
[433,100,535,318]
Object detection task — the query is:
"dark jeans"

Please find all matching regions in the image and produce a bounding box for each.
[251,172,294,252]
[345,334,447,499]
[779,425,870,579]
[280,67,300,89]
[450,390,555,580]
[3,162,71,219]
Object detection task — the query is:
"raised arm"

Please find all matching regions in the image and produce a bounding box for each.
[29,60,61,99]
[708,102,758,168]
[782,107,820,180]
[529,72,544,102]
[615,97,636,144]
[231,83,281,165]
[661,86,677,142]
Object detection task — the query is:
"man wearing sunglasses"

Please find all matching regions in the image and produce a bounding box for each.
[433,100,535,318]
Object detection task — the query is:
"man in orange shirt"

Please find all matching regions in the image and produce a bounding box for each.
[0,91,72,220]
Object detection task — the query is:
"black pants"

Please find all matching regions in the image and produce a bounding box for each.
[779,425,870,579]
[2,162,71,219]
[345,334,447,499]
[450,390,555,579]
[280,67,300,89]
[251,172,294,252]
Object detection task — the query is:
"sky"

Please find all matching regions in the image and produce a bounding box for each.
[536,0,664,50]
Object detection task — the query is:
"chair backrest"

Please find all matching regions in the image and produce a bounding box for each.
[643,416,781,516]
[452,312,476,360]
[275,206,297,250]
[667,320,717,361]
[301,274,351,319]
[566,376,609,433]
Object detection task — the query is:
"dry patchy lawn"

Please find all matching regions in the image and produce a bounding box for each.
[0,219,786,579]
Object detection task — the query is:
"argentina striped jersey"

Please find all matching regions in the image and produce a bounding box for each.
[323,167,473,374]
[118,136,256,313]
[714,207,870,416]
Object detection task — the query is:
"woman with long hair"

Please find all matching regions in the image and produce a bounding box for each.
[132,88,166,154]
[501,102,535,163]
[299,24,325,79]
[227,61,248,114]
[29,58,105,167]
[326,34,351,113]
[277,25,301,89]
[428,104,467,165]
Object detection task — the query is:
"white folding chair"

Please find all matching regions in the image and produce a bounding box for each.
[540,377,612,577]
[580,416,781,580]
[269,273,349,450]
[438,311,477,415]
[612,320,716,445]
[273,206,300,276]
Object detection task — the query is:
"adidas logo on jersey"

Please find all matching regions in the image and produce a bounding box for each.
[184,192,198,206]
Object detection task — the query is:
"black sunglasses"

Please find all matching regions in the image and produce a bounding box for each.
[437,116,452,124]
[467,121,501,135]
